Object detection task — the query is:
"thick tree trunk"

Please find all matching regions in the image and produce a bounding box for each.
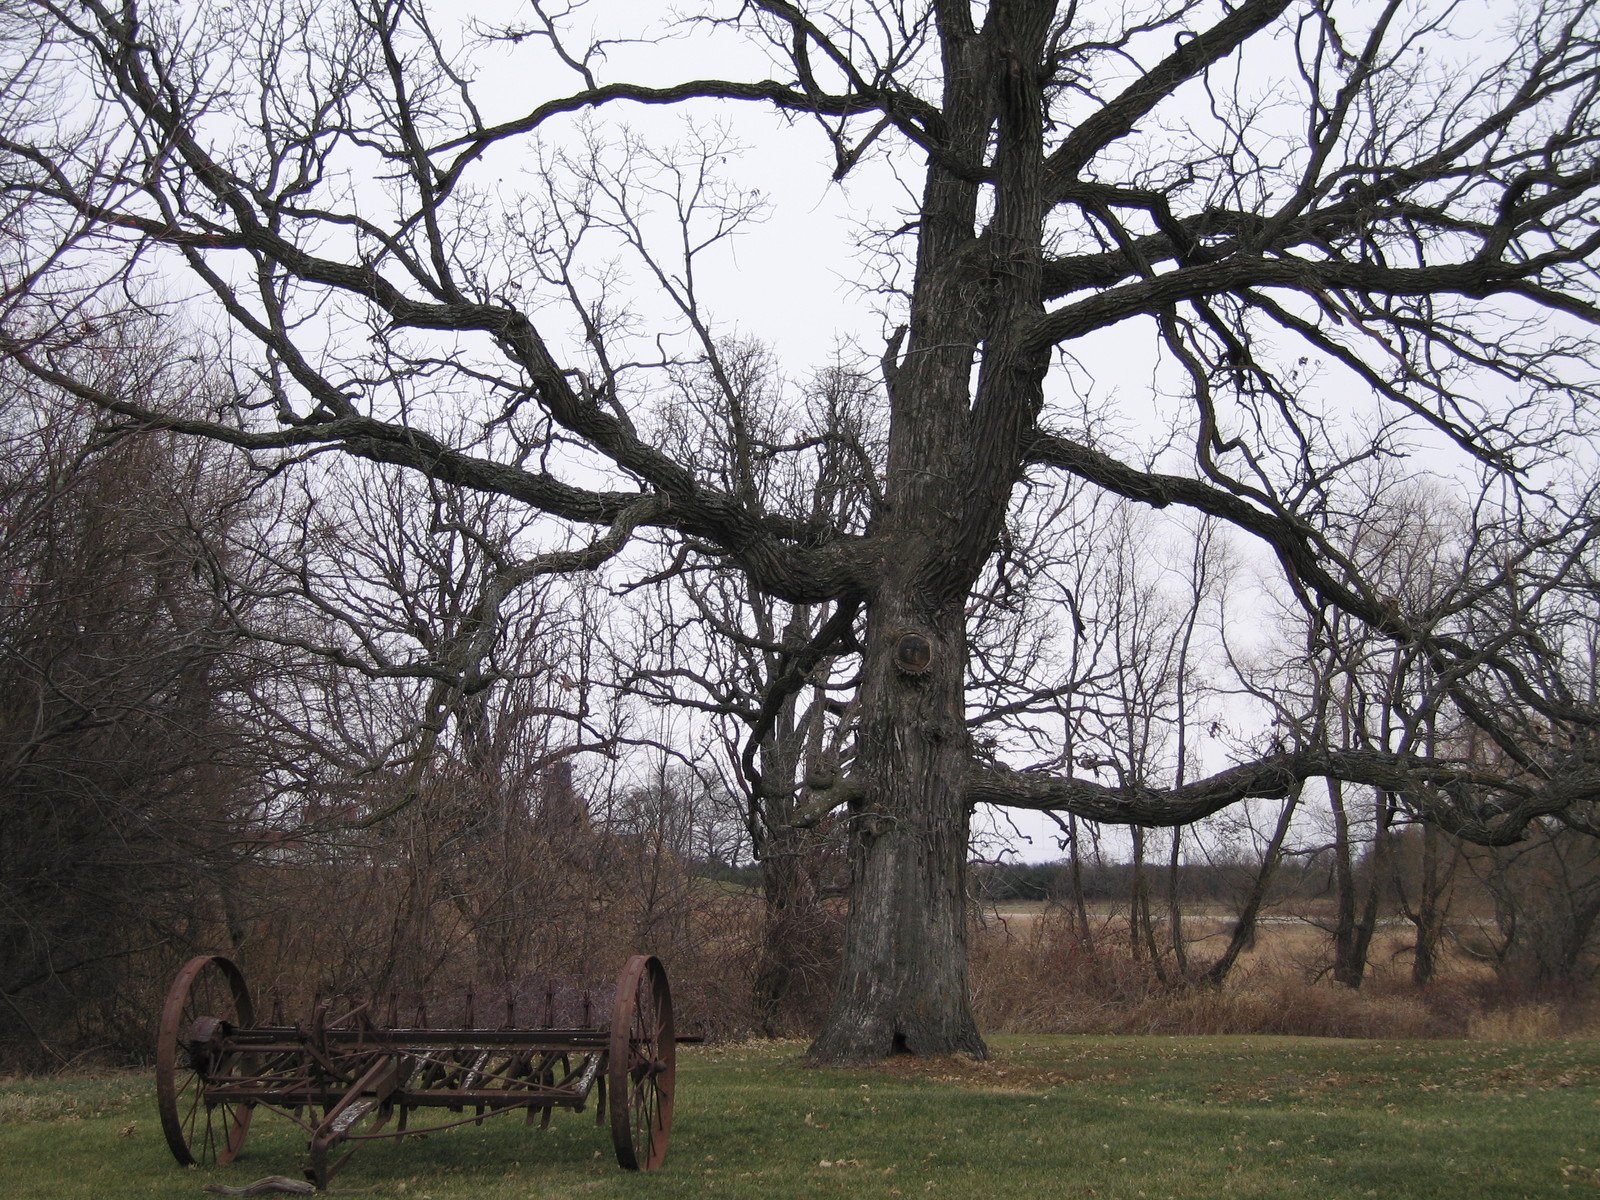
[808,0,1051,1064]
[808,597,985,1061]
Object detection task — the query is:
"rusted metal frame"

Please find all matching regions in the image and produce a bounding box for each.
[539,1050,596,1093]
[488,1046,546,1126]
[157,953,682,1179]
[222,1027,613,1048]
[335,1100,551,1142]
[526,1050,580,1128]
[213,1076,599,1147]
[446,1047,491,1113]
[204,1052,604,1109]
[205,1083,593,1107]
[196,1034,649,1125]
[307,1054,403,1187]
[285,1025,350,1080]
[400,1047,601,1109]
[569,1050,605,1112]
[214,1043,334,1137]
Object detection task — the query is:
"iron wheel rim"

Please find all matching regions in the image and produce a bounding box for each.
[607,954,674,1170]
[156,954,255,1167]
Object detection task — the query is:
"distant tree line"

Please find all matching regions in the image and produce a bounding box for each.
[971,856,1320,906]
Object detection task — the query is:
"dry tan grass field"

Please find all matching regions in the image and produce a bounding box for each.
[964,900,1592,1041]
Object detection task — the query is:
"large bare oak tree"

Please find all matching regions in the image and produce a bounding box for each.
[3,0,1599,1060]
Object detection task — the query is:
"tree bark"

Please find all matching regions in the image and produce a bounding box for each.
[809,595,985,1061]
[1204,789,1301,987]
[1328,777,1363,987]
[1332,781,1393,988]
[753,822,831,1035]
[811,1,1054,1061]
[1067,814,1092,942]
[751,717,803,1032]
[1166,828,1189,978]
[1408,822,1446,986]
[753,841,803,1034]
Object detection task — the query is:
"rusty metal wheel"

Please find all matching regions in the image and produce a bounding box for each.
[156,954,255,1167]
[607,954,674,1170]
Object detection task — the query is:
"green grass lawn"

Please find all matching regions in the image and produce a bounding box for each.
[3,1035,1597,1199]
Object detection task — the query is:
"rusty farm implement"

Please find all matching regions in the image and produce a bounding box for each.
[155,953,678,1186]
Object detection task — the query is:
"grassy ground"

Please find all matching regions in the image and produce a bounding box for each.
[3,1035,1598,1199]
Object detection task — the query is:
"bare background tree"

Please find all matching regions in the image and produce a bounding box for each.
[0,351,271,1064]
[616,342,874,1032]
